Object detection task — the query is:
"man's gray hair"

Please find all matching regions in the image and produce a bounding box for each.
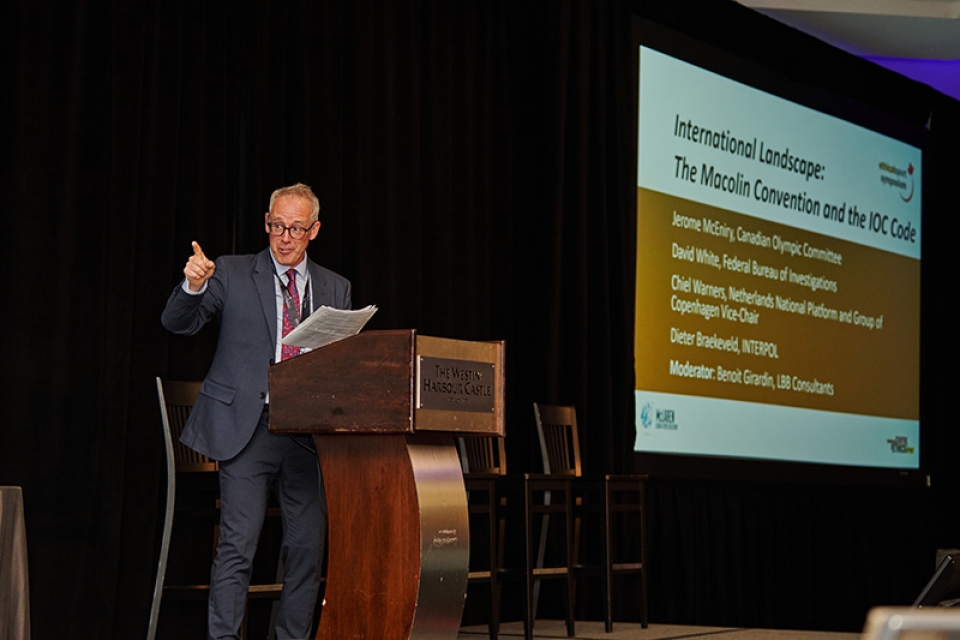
[269,183,320,223]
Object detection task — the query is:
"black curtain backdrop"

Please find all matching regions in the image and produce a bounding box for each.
[1,1,957,638]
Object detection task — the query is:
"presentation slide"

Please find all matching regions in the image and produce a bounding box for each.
[634,46,921,469]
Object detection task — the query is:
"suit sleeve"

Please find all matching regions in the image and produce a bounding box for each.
[161,258,228,335]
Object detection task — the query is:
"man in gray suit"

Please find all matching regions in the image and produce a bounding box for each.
[162,183,351,640]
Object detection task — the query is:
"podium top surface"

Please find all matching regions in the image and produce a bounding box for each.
[269,329,505,436]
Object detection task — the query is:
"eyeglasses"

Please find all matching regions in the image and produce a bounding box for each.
[267,221,314,240]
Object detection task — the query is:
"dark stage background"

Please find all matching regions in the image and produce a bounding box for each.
[2,1,958,638]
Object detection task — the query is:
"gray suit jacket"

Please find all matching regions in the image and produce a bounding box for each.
[161,248,352,460]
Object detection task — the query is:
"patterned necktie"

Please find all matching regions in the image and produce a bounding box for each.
[281,268,301,361]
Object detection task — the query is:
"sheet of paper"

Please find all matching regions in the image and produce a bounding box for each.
[281,304,378,349]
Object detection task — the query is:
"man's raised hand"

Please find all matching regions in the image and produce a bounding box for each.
[184,241,216,292]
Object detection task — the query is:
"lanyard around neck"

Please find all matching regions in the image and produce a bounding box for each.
[275,270,312,327]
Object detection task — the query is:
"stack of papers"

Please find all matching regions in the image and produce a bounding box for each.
[281,305,378,350]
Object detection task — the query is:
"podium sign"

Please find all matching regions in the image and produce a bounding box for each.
[417,356,496,413]
[268,330,504,640]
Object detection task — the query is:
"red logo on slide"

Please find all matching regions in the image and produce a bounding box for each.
[878,161,915,203]
[902,164,915,203]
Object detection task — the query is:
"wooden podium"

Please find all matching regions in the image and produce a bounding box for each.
[268,329,505,640]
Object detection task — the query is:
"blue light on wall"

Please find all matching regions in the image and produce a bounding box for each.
[864,57,960,103]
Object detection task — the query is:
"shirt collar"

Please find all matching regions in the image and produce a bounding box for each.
[270,252,309,282]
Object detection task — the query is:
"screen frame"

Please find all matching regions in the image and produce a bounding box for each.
[630,16,929,487]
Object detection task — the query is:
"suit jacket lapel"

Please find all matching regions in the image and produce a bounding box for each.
[254,249,279,344]
[308,260,330,308]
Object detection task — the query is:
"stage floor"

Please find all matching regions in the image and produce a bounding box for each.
[458,620,861,640]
